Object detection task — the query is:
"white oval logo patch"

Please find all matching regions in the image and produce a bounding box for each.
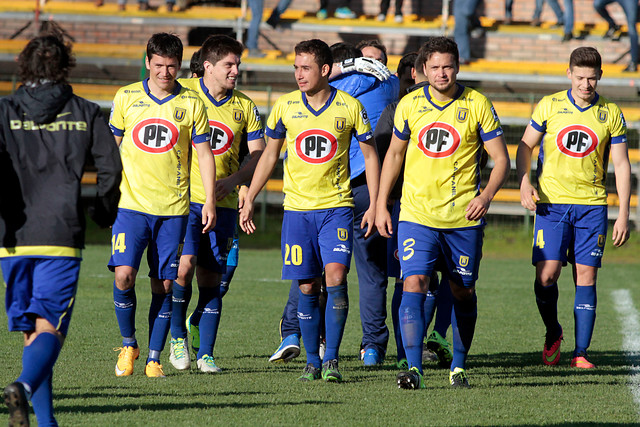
[556,125,599,158]
[417,122,461,158]
[132,118,179,153]
[295,129,338,164]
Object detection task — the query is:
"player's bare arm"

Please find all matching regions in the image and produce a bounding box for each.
[216,137,266,201]
[195,141,217,233]
[239,136,284,234]
[610,142,632,247]
[375,134,408,238]
[114,135,123,147]
[466,135,510,221]
[359,137,381,239]
[516,124,544,211]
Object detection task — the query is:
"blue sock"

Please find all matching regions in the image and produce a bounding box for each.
[451,292,477,371]
[574,284,597,356]
[434,280,452,338]
[400,291,426,374]
[171,281,191,339]
[17,332,61,394]
[281,280,301,338]
[113,282,137,346]
[31,372,57,427]
[534,280,562,342]
[298,290,321,368]
[423,290,437,337]
[196,286,222,359]
[148,292,172,362]
[324,284,348,362]
[391,282,405,360]
[220,266,236,298]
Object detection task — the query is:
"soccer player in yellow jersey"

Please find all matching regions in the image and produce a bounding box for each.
[239,39,381,382]
[168,35,265,373]
[108,33,217,378]
[376,37,510,389]
[516,47,631,369]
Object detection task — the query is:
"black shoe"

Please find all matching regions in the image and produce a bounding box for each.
[266,13,280,29]
[561,33,572,42]
[530,18,541,27]
[623,62,637,72]
[604,24,620,39]
[4,382,29,427]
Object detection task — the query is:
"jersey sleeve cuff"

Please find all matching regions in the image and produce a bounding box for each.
[529,119,545,132]
[247,129,264,141]
[479,127,503,142]
[611,134,627,145]
[355,131,374,142]
[265,127,285,139]
[109,124,124,137]
[192,133,210,145]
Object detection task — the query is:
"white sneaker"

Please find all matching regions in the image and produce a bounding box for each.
[169,337,191,370]
[197,355,222,373]
[376,13,385,21]
[394,14,403,23]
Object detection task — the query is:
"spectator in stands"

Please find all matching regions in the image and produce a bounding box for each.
[453,0,484,64]
[531,0,565,27]
[266,0,292,28]
[560,0,574,41]
[247,0,266,57]
[504,0,513,24]
[377,0,404,23]
[97,0,185,12]
[317,0,357,20]
[356,39,388,65]
[593,0,637,71]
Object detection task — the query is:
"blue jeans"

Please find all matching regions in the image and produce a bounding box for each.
[246,0,264,50]
[269,0,292,21]
[454,0,482,61]
[594,0,638,64]
[562,0,573,35]
[532,0,564,23]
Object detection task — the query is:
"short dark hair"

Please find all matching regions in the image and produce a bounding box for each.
[146,32,183,63]
[417,37,459,68]
[18,35,75,84]
[189,49,204,77]
[329,42,362,63]
[398,52,418,79]
[569,47,602,70]
[200,35,244,67]
[294,39,333,69]
[356,39,388,65]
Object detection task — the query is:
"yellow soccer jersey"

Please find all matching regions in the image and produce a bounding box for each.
[180,78,264,209]
[530,89,627,205]
[109,79,210,216]
[393,84,503,229]
[266,88,373,211]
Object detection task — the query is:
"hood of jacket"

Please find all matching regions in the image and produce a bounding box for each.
[14,83,73,124]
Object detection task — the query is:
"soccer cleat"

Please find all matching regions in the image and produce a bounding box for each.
[186,314,200,353]
[542,329,563,366]
[449,367,470,388]
[571,352,595,369]
[426,331,453,368]
[4,382,30,427]
[169,337,191,370]
[298,364,321,382]
[197,355,222,373]
[422,347,438,362]
[321,359,342,382]
[397,367,425,389]
[362,348,383,366]
[396,358,409,370]
[144,361,166,378]
[114,346,140,376]
[268,334,301,363]
[334,6,356,19]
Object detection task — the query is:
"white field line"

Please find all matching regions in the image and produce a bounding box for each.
[611,289,640,413]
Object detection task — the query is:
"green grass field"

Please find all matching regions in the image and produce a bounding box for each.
[0,230,639,425]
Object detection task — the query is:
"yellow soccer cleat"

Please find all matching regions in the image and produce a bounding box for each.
[114,346,140,377]
[144,361,166,378]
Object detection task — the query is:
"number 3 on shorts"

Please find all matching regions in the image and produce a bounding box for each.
[112,233,127,255]
[402,238,415,261]
[535,229,545,249]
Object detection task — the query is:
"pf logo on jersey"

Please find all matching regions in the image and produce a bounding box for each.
[132,118,179,153]
[556,124,599,158]
[295,129,338,164]
[208,120,234,155]
[417,122,461,158]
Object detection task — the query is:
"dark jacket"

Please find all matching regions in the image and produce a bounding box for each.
[0,83,122,253]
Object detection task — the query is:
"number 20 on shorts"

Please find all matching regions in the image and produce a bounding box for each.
[284,244,302,266]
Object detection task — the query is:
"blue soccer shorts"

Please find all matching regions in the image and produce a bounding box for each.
[281,207,354,280]
[532,203,608,268]
[226,224,239,268]
[183,204,237,273]
[2,256,80,335]
[397,221,484,288]
[386,200,401,279]
[108,208,187,280]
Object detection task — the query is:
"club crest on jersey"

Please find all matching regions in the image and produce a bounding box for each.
[556,124,599,158]
[456,107,468,123]
[597,234,605,247]
[337,228,348,241]
[205,120,235,155]
[295,129,338,164]
[597,109,608,123]
[132,118,179,153]
[173,108,186,122]
[417,122,461,158]
[459,255,469,267]
[335,117,346,132]
[233,109,244,123]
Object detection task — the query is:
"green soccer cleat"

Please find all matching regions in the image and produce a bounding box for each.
[397,367,425,389]
[426,331,453,368]
[298,364,321,382]
[321,359,342,382]
[186,313,200,353]
[449,367,470,388]
[396,358,409,370]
